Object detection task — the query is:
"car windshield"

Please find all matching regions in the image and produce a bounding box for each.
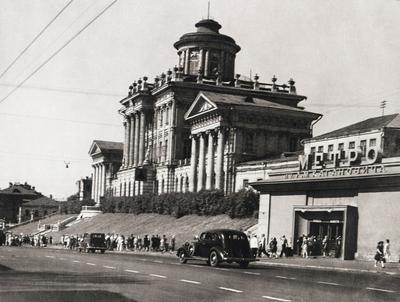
[223,233,247,241]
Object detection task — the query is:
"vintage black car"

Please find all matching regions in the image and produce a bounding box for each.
[176,229,256,268]
[78,233,107,254]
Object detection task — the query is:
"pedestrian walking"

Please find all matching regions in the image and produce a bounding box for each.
[302,236,308,258]
[269,237,278,258]
[374,241,385,268]
[279,235,288,257]
[258,234,269,258]
[322,235,328,257]
[384,239,391,263]
[250,234,258,258]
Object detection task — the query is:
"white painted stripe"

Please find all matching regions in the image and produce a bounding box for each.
[276,275,296,280]
[125,269,139,273]
[180,279,201,285]
[170,262,180,265]
[244,271,261,275]
[137,258,147,261]
[86,263,96,266]
[59,258,66,260]
[45,255,55,258]
[317,281,341,286]
[103,265,116,269]
[215,267,230,271]
[189,264,203,268]
[72,260,80,263]
[149,274,166,278]
[154,260,163,263]
[262,295,291,302]
[218,287,243,293]
[366,287,395,293]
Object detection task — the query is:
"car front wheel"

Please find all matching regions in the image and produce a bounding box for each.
[179,251,187,264]
[209,251,220,267]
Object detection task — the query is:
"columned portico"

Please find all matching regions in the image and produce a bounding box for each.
[122,119,128,168]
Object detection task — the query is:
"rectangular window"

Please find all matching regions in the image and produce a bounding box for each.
[349,141,355,149]
[328,144,334,152]
[370,138,376,147]
[243,179,249,188]
[317,146,324,153]
[338,143,344,151]
[310,146,316,154]
[360,140,367,156]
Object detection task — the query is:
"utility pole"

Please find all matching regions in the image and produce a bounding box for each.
[380,100,387,116]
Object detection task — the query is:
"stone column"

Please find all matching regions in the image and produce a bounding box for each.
[199,49,205,72]
[122,120,128,168]
[204,49,210,77]
[128,114,135,167]
[215,128,225,190]
[184,49,190,74]
[94,164,99,204]
[189,135,197,192]
[167,101,175,163]
[153,108,158,162]
[197,133,206,191]
[138,111,146,165]
[91,166,96,200]
[205,130,215,190]
[98,164,103,203]
[134,112,140,166]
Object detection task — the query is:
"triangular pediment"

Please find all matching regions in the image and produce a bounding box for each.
[184,92,218,120]
[88,141,101,156]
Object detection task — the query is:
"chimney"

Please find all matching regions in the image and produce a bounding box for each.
[32,186,35,191]
[50,194,53,199]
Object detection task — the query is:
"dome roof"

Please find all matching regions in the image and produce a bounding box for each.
[173,19,240,53]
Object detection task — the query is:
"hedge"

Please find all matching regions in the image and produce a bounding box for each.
[99,189,259,219]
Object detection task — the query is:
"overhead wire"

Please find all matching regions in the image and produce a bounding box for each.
[0,0,118,105]
[0,0,74,80]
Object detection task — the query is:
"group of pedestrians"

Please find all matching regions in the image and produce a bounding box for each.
[105,233,176,252]
[374,239,391,268]
[60,233,176,253]
[249,233,292,259]
[297,234,342,258]
[0,231,52,247]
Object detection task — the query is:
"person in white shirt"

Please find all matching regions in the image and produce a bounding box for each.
[384,239,391,262]
[250,234,258,258]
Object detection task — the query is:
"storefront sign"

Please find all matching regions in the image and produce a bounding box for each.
[285,164,385,180]
[299,146,381,171]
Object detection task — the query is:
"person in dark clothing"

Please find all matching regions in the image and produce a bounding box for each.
[279,235,288,257]
[257,234,269,258]
[374,241,385,268]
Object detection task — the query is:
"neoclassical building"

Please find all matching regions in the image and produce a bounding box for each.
[89,18,320,202]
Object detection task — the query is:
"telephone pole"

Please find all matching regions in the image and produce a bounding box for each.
[380,100,387,116]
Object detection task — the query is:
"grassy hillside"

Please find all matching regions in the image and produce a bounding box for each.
[48,213,257,246]
[9,214,76,235]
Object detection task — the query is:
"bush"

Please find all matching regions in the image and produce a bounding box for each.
[59,198,95,214]
[100,189,259,219]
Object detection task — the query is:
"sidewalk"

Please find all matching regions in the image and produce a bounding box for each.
[256,255,400,276]
[44,245,399,276]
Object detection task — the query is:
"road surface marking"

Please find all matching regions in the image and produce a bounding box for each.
[45,255,55,258]
[149,274,166,278]
[276,275,296,280]
[125,269,139,273]
[317,281,341,286]
[180,279,201,285]
[154,260,163,263]
[170,262,180,265]
[262,295,291,302]
[215,267,230,271]
[244,271,261,275]
[72,260,80,263]
[137,258,147,261]
[86,263,96,266]
[366,287,395,293]
[218,287,243,293]
[189,264,203,268]
[103,265,116,269]
[59,258,66,260]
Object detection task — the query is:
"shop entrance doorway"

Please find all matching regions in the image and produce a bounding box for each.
[293,205,358,260]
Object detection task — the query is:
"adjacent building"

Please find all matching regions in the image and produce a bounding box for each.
[252,114,400,261]
[89,18,320,203]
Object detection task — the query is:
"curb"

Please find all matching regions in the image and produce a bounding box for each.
[256,260,399,276]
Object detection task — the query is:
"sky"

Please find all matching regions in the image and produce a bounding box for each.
[0,0,399,200]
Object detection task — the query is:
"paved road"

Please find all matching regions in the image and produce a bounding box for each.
[0,247,399,302]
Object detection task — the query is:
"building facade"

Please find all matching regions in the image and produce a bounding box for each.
[89,18,320,201]
[252,114,400,261]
